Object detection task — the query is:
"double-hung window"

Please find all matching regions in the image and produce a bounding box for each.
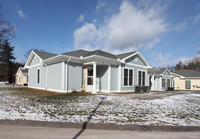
[124,68,133,87]
[162,78,165,87]
[138,71,145,86]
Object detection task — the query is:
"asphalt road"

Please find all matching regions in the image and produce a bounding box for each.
[0,125,200,139]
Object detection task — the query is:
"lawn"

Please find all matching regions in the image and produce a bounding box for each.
[0,87,200,126]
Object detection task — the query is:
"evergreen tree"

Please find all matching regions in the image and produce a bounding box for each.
[0,39,15,83]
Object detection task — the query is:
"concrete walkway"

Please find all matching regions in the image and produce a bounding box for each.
[0,125,200,139]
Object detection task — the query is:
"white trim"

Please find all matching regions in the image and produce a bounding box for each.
[108,64,111,93]
[126,63,150,69]
[122,67,134,87]
[46,65,48,89]
[83,62,95,65]
[26,63,43,69]
[83,55,118,62]
[61,61,65,92]
[93,62,97,93]
[118,64,121,91]
[25,51,43,67]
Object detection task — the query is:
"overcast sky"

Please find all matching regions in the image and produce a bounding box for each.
[1,0,200,67]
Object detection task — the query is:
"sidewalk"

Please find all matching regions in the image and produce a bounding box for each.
[0,124,199,139]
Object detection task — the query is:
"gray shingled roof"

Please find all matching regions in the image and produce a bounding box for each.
[116,51,137,59]
[33,50,57,60]
[37,49,138,60]
[173,70,200,77]
[62,49,90,57]
[155,68,167,74]
[84,50,117,59]
[20,68,28,74]
[62,49,119,60]
[148,68,168,77]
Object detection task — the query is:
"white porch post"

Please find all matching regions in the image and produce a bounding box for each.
[62,61,65,92]
[151,75,154,90]
[108,64,111,93]
[118,64,121,92]
[65,62,68,92]
[46,66,48,89]
[93,62,97,93]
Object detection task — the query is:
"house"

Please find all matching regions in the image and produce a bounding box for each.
[172,69,200,90]
[149,68,174,91]
[15,67,28,86]
[24,49,152,93]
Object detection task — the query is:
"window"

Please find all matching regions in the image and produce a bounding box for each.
[124,69,128,86]
[37,69,40,84]
[185,80,191,89]
[87,68,93,85]
[162,78,165,87]
[124,68,133,87]
[129,69,133,86]
[138,71,145,86]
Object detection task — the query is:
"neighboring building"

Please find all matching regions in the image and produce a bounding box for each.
[172,69,200,90]
[15,67,28,86]
[149,68,174,91]
[24,49,152,93]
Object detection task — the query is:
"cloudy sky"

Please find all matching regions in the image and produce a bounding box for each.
[1,0,200,67]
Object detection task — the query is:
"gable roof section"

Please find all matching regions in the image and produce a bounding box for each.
[62,49,89,57]
[33,50,57,60]
[84,50,117,59]
[173,70,200,78]
[116,51,137,59]
[118,51,151,68]
[20,67,28,74]
[62,49,117,60]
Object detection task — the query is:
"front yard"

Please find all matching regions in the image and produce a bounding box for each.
[0,87,200,126]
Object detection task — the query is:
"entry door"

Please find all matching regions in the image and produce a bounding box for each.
[86,67,93,92]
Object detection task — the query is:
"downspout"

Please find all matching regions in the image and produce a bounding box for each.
[66,58,71,93]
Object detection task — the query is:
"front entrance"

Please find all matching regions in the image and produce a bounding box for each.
[82,67,93,92]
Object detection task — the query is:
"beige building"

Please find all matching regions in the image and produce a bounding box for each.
[15,67,28,86]
[172,70,200,90]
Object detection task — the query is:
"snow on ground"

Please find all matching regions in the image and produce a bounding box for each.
[0,88,200,126]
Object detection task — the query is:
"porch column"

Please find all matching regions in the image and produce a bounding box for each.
[62,61,65,92]
[118,64,121,92]
[46,66,48,89]
[65,62,68,92]
[93,62,97,93]
[108,64,111,93]
[151,75,154,90]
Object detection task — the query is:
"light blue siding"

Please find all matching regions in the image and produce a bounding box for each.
[29,55,40,66]
[67,62,82,91]
[47,62,62,91]
[28,64,46,89]
[97,65,108,91]
[121,63,149,91]
[110,65,118,91]
[125,55,146,67]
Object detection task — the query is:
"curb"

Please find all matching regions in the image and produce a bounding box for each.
[0,120,200,132]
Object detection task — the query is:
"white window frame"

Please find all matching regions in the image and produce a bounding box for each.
[37,68,40,85]
[137,69,146,86]
[123,67,134,87]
